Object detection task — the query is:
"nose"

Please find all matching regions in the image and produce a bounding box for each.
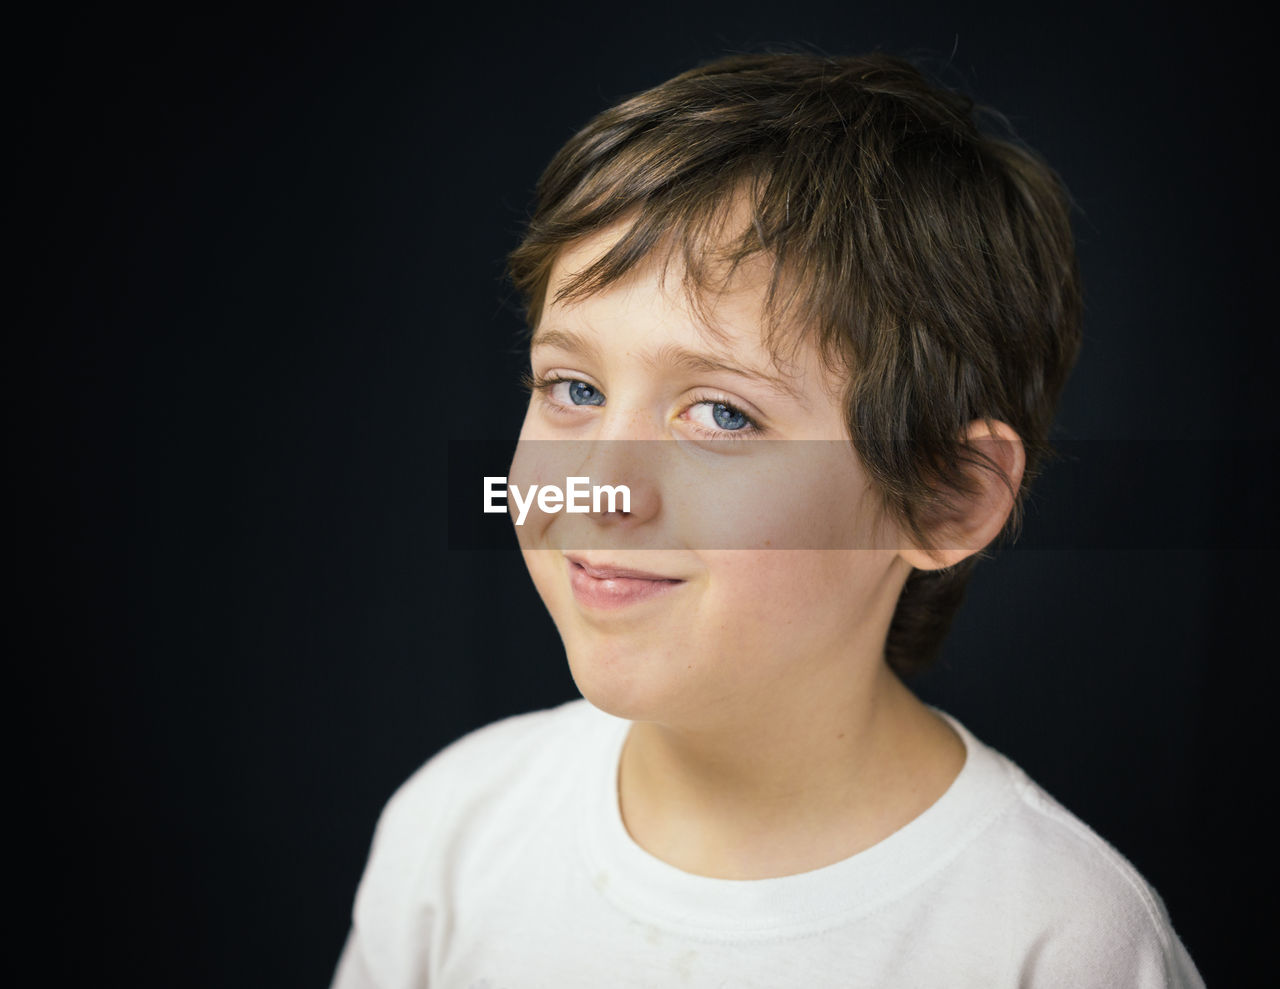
[574,434,663,531]
[508,400,670,548]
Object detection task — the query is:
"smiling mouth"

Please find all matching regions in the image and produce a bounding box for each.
[565,555,684,609]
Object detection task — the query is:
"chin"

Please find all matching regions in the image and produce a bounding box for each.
[560,631,693,725]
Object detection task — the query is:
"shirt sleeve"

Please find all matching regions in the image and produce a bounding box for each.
[330,929,378,989]
[1019,877,1205,988]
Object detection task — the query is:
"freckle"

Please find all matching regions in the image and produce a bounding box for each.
[836,733,845,739]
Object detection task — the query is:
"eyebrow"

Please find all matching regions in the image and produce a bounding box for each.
[529,328,602,364]
[530,327,804,400]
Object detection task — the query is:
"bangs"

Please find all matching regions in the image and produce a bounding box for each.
[552,176,835,372]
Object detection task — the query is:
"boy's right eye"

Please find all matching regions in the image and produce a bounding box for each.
[558,379,605,407]
[529,373,606,409]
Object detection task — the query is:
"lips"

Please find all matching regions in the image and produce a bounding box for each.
[565,555,684,610]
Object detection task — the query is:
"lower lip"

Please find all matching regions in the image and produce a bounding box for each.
[567,561,683,610]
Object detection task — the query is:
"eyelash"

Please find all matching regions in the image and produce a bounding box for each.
[523,373,764,441]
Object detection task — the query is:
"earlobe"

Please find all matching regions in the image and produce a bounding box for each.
[897,419,1026,572]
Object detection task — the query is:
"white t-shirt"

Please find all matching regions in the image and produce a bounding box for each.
[332,699,1203,988]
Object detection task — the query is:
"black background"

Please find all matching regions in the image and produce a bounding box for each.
[20,1,1275,985]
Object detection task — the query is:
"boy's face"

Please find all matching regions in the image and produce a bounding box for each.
[511,223,912,730]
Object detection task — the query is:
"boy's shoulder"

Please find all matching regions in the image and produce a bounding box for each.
[367,698,610,853]
[945,721,1199,984]
[341,700,611,985]
[397,697,604,789]
[394,698,598,784]
[987,746,1166,914]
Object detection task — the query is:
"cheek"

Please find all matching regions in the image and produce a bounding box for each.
[521,548,572,633]
[669,446,880,551]
[521,547,553,590]
[708,549,843,595]
[700,550,892,642]
[508,434,593,545]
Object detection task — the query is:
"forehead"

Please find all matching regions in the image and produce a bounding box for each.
[537,217,806,371]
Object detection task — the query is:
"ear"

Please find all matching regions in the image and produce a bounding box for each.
[897,419,1026,572]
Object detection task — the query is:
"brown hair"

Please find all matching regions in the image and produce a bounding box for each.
[508,52,1082,676]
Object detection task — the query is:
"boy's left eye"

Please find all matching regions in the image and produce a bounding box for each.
[686,401,756,433]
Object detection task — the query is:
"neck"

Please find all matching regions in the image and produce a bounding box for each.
[617,661,964,880]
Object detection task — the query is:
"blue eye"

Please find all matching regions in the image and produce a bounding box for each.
[568,380,604,406]
[686,399,757,436]
[711,403,749,430]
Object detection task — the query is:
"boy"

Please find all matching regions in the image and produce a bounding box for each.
[334,53,1202,986]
